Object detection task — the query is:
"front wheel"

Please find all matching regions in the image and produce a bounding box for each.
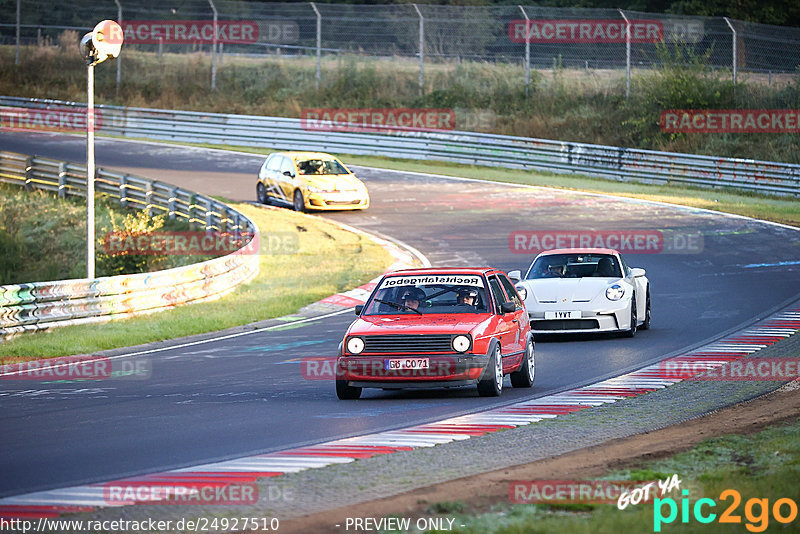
[640,289,651,330]
[256,182,268,204]
[336,379,361,400]
[293,189,306,212]
[477,345,503,397]
[623,297,637,338]
[510,338,535,388]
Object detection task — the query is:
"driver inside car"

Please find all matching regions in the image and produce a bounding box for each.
[301,160,324,175]
[400,287,425,311]
[544,264,565,277]
[456,287,478,307]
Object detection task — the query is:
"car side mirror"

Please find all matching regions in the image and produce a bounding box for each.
[283,170,294,178]
[507,270,521,283]
[500,301,516,314]
[630,268,646,278]
[354,305,363,315]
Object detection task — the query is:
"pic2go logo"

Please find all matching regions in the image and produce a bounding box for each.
[654,489,798,532]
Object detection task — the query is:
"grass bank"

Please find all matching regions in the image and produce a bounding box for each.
[415,417,800,533]
[1,41,798,163]
[0,184,203,285]
[0,203,392,360]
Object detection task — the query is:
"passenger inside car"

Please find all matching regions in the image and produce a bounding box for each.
[594,257,619,277]
[299,160,324,175]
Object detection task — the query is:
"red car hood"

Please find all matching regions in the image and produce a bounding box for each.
[349,314,490,335]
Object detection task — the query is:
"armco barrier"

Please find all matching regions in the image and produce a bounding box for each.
[2,96,799,195]
[0,151,259,339]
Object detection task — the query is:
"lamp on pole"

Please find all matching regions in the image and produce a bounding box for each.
[80,20,123,280]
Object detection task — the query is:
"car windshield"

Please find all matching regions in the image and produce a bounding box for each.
[526,253,622,279]
[363,274,489,315]
[297,159,349,175]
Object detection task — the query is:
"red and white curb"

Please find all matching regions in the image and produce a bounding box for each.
[2,307,798,518]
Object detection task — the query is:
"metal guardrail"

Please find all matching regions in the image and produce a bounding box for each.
[2,96,798,196]
[0,150,259,338]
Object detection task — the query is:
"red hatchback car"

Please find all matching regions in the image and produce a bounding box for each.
[335,268,535,399]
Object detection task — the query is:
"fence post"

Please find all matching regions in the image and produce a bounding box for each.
[413,4,424,95]
[114,0,122,93]
[618,9,631,99]
[723,17,737,84]
[519,5,531,96]
[310,2,321,90]
[58,162,67,198]
[208,0,218,90]
[15,0,20,65]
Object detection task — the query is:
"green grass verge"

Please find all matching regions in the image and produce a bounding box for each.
[0,203,392,360]
[406,418,800,534]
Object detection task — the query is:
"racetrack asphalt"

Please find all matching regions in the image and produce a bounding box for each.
[2,131,800,499]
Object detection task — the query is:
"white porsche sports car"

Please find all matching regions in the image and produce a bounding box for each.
[508,248,650,337]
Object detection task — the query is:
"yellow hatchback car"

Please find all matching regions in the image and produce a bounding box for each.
[256,152,369,211]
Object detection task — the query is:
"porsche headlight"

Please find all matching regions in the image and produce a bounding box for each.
[347,336,365,354]
[606,284,625,301]
[515,284,527,301]
[452,335,471,353]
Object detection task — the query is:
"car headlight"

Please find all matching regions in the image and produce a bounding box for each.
[346,336,365,354]
[452,334,471,353]
[515,284,527,301]
[606,284,625,301]
[306,185,330,194]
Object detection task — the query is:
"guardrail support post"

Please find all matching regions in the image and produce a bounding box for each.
[413,4,424,95]
[310,2,321,90]
[119,174,127,207]
[619,9,631,99]
[23,156,33,191]
[723,17,737,84]
[168,187,177,219]
[145,181,154,217]
[58,163,67,198]
[205,199,213,231]
[519,6,531,97]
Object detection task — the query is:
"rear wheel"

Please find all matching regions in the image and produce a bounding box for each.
[336,379,362,400]
[293,189,306,212]
[477,345,503,397]
[510,338,535,388]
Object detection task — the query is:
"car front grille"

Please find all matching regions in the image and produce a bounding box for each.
[325,199,361,205]
[363,334,453,353]
[532,319,600,330]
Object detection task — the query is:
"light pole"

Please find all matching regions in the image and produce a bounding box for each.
[80,20,123,280]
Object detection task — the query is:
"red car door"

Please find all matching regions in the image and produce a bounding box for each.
[487,275,521,369]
